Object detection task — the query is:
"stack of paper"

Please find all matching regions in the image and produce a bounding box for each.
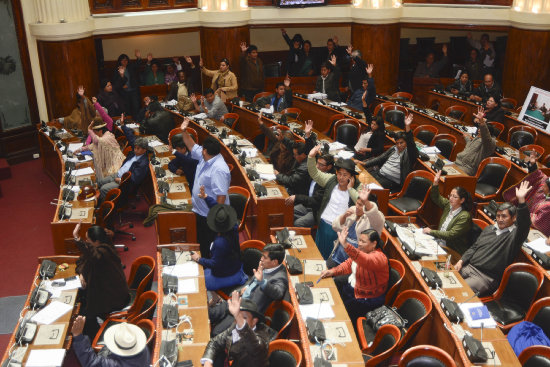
[299,303,335,320]
[420,146,441,155]
[162,262,199,277]
[395,226,446,256]
[459,303,496,328]
[525,237,550,253]
[67,143,83,153]
[125,123,139,129]
[26,349,66,367]
[307,93,327,100]
[73,167,94,176]
[337,150,355,160]
[328,141,347,151]
[31,301,73,325]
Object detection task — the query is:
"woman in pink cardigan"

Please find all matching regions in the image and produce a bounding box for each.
[320,226,389,321]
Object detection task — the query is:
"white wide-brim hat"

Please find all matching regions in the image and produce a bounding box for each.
[104,322,147,357]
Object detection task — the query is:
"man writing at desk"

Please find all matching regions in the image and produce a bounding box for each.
[455,181,532,295]
[179,118,231,258]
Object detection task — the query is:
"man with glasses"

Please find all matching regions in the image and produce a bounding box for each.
[454,181,532,295]
[470,73,502,102]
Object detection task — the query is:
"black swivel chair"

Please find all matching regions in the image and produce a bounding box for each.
[385,109,406,129]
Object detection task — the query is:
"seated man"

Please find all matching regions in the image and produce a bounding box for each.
[454,115,497,176]
[139,100,174,144]
[192,88,228,120]
[470,73,502,102]
[287,153,335,228]
[256,77,293,112]
[168,133,198,190]
[446,71,473,96]
[166,59,199,101]
[347,64,375,115]
[209,243,288,336]
[313,59,341,101]
[455,181,531,295]
[360,114,417,192]
[414,44,448,78]
[275,142,310,196]
[97,120,149,202]
[202,293,271,367]
[72,316,150,366]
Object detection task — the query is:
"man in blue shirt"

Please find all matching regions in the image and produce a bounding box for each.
[97,122,149,202]
[180,118,231,257]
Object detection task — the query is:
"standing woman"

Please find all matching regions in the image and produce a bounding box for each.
[320,227,389,321]
[190,186,248,291]
[74,117,125,181]
[424,170,473,256]
[73,222,129,339]
[200,57,238,102]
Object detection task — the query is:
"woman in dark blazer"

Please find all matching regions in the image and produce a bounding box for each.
[354,116,385,162]
[424,170,473,256]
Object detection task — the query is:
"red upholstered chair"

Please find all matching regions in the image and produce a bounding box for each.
[501,97,518,110]
[281,108,302,120]
[373,102,396,118]
[168,127,198,143]
[480,263,544,332]
[413,124,438,146]
[324,113,347,135]
[253,91,272,103]
[487,121,505,139]
[264,300,295,339]
[398,345,457,367]
[268,340,302,367]
[519,144,545,160]
[332,119,361,149]
[392,91,413,101]
[472,218,490,230]
[383,105,408,129]
[357,290,432,351]
[228,186,251,238]
[525,297,550,339]
[94,201,115,229]
[388,170,435,216]
[135,319,156,350]
[508,125,538,149]
[474,157,512,201]
[126,256,156,307]
[386,259,406,305]
[519,346,550,367]
[220,112,239,129]
[445,105,468,121]
[363,324,401,366]
[431,133,458,160]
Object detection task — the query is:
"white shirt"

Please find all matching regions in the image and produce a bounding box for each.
[308,180,316,197]
[493,223,516,236]
[321,186,350,224]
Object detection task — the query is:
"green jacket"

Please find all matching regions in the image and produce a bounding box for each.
[429,184,472,255]
[307,156,359,224]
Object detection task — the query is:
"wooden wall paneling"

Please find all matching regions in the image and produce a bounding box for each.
[351,23,400,95]
[199,26,250,87]
[502,27,550,104]
[90,0,197,13]
[37,37,100,120]
[403,0,512,6]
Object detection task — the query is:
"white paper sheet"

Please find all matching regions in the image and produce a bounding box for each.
[420,146,441,154]
[525,237,550,253]
[125,123,139,129]
[336,150,355,160]
[177,278,199,294]
[43,277,82,298]
[163,262,199,278]
[241,148,258,158]
[26,349,66,367]
[67,143,83,153]
[300,303,335,320]
[73,167,94,176]
[31,301,73,325]
[148,140,164,147]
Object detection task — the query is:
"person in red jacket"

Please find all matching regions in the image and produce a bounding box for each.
[320,226,389,321]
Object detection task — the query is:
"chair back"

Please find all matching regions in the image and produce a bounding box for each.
[392,92,413,101]
[240,240,266,276]
[526,297,550,338]
[268,340,302,367]
[413,125,438,146]
[394,290,432,349]
[95,201,115,229]
[487,122,505,139]
[501,97,518,110]
[398,345,457,367]
[445,105,468,121]
[135,319,156,349]
[128,290,158,323]
[373,102,396,118]
[254,92,272,103]
[365,324,401,367]
[508,125,537,149]
[281,108,302,120]
[468,218,487,245]
[335,123,359,149]
[386,259,405,305]
[128,256,155,303]
[498,264,543,315]
[477,163,508,188]
[519,144,545,160]
[385,109,406,129]
[264,300,294,339]
[432,134,457,160]
[221,113,239,129]
[228,186,251,233]
[519,346,550,367]
[104,188,121,206]
[403,175,432,202]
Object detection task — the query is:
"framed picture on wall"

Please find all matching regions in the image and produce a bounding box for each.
[518,86,550,133]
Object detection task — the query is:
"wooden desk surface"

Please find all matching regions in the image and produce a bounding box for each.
[2,256,80,365]
[383,217,521,367]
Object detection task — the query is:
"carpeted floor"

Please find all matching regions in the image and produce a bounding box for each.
[0,158,159,364]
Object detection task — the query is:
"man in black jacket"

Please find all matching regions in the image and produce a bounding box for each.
[287,153,334,227]
[202,293,271,367]
[314,59,341,102]
[470,73,503,102]
[455,181,531,296]
[139,101,174,144]
[362,113,417,192]
[275,142,310,196]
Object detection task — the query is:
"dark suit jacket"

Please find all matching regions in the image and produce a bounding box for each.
[121,125,150,190]
[276,160,311,196]
[295,182,325,217]
[246,264,288,314]
[315,70,341,102]
[139,110,174,144]
[446,79,473,95]
[166,68,200,100]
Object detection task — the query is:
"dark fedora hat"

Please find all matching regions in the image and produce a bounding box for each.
[334,158,356,175]
[239,299,264,322]
[206,204,238,233]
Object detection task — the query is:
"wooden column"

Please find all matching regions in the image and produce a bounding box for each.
[502,27,550,103]
[199,25,250,88]
[351,23,400,95]
[37,37,99,120]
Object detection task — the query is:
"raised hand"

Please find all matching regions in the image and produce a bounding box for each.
[72,220,82,239]
[516,180,532,203]
[473,106,486,122]
[304,120,313,135]
[338,226,349,247]
[184,56,193,66]
[227,291,242,318]
[77,85,85,96]
[284,76,291,88]
[257,112,264,125]
[190,94,197,103]
[199,58,204,68]
[309,144,321,157]
[91,96,97,104]
[135,49,141,59]
[280,28,287,34]
[405,113,413,127]
[366,64,374,75]
[118,65,125,76]
[253,260,264,282]
[359,184,372,203]
[333,35,339,45]
[147,52,153,63]
[346,45,353,55]
[434,170,442,184]
[181,117,190,130]
[240,42,248,52]
[442,44,448,55]
[120,113,125,125]
[329,54,337,66]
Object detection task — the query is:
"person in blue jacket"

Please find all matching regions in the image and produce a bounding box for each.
[190,185,248,291]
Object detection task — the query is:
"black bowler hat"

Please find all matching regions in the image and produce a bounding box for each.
[239,299,264,322]
[206,204,238,233]
[334,158,356,175]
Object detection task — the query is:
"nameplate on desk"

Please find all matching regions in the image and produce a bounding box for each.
[266,187,283,198]
[154,145,170,154]
[310,344,338,362]
[167,198,189,206]
[58,290,77,306]
[304,260,326,275]
[482,342,501,365]
[311,288,335,306]
[75,176,94,186]
[69,207,92,220]
[159,157,171,165]
[247,157,264,165]
[34,324,66,345]
[445,167,461,176]
[324,321,353,343]
[290,235,307,249]
[439,272,462,288]
[169,183,187,193]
